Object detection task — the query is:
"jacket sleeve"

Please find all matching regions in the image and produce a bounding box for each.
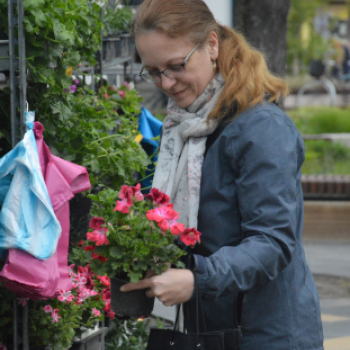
[193,108,304,300]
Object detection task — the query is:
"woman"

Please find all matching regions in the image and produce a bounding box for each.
[121,0,324,348]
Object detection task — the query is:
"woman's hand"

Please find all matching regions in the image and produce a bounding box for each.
[120,268,194,307]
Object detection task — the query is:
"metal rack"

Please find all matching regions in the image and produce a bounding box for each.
[1,2,135,349]
[1,1,29,349]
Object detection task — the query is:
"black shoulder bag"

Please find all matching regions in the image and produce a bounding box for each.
[146,272,244,350]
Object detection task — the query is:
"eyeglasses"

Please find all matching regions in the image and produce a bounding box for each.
[139,43,199,84]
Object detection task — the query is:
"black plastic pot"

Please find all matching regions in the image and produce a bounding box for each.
[110,276,155,319]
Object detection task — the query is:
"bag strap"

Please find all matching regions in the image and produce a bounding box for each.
[234,292,245,329]
[172,272,205,346]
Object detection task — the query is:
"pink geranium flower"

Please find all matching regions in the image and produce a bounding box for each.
[51,309,61,323]
[68,264,75,275]
[17,297,28,306]
[114,185,133,213]
[43,305,53,313]
[89,217,105,230]
[146,204,178,224]
[180,228,202,246]
[132,183,144,202]
[92,308,101,317]
[118,90,125,98]
[97,275,111,287]
[145,188,170,206]
[87,227,109,246]
[57,290,74,303]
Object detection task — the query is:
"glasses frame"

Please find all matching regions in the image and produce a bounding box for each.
[139,43,200,84]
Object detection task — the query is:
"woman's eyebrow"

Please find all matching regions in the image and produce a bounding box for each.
[144,56,186,70]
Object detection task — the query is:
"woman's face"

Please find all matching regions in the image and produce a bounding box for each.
[136,31,219,109]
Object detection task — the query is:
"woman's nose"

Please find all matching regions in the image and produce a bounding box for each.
[160,75,177,91]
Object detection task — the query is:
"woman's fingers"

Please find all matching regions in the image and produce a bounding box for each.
[120,269,195,306]
[120,278,153,292]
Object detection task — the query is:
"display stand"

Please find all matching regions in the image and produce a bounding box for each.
[2,0,29,349]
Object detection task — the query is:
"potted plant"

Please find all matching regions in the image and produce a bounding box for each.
[0,265,113,350]
[81,185,201,318]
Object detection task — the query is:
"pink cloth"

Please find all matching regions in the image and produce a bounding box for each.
[0,122,91,299]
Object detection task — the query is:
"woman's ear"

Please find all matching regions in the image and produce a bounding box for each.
[207,31,219,61]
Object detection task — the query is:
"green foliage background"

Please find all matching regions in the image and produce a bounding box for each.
[0,0,151,348]
[288,107,350,175]
[287,0,330,74]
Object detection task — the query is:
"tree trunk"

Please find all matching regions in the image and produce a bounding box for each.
[234,0,290,77]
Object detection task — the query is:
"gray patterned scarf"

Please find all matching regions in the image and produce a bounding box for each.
[152,73,225,228]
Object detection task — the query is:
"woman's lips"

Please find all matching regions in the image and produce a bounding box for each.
[172,88,186,98]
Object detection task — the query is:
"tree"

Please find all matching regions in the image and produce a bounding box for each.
[234,0,290,77]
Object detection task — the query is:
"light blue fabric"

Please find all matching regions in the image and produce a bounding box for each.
[0,112,61,260]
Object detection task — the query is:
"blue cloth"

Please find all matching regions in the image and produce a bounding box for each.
[0,112,61,260]
[138,107,162,192]
[185,102,324,350]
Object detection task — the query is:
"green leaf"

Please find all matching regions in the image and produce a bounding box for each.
[23,0,45,9]
[30,9,47,26]
[110,246,123,258]
[51,102,73,121]
[64,50,81,67]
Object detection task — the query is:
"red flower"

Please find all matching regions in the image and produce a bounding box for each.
[146,204,178,223]
[169,221,185,235]
[104,94,109,98]
[87,228,109,246]
[101,289,111,302]
[145,188,170,206]
[113,185,133,213]
[91,253,107,262]
[97,275,110,287]
[89,217,105,230]
[132,183,144,202]
[158,219,170,232]
[107,310,115,319]
[180,228,202,246]
[83,245,95,252]
[78,240,85,247]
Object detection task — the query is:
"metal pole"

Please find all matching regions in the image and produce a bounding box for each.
[8,0,18,148]
[13,297,18,350]
[17,0,27,138]
[23,302,29,350]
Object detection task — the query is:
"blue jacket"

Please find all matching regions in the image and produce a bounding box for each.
[186,102,324,350]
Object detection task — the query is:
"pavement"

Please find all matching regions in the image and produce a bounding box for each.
[303,240,350,350]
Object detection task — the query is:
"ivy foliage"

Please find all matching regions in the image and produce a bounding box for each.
[0,0,150,188]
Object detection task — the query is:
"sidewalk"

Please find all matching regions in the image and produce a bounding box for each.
[304,240,350,350]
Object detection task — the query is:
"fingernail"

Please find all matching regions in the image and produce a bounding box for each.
[120,285,125,292]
